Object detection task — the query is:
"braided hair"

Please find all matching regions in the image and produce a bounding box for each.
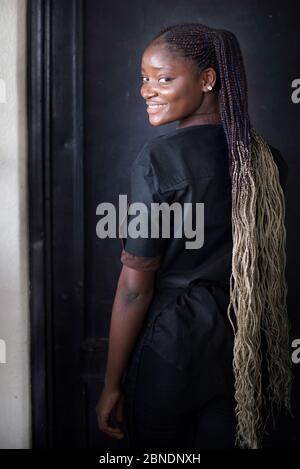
[145,23,293,449]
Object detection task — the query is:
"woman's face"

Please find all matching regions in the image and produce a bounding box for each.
[140,44,211,126]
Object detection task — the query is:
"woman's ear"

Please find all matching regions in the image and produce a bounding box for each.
[201,67,217,92]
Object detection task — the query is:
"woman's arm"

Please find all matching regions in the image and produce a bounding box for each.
[104,264,156,391]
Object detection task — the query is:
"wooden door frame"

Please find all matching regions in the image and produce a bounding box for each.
[27,0,84,448]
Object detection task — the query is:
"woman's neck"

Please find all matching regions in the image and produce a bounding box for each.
[176,111,221,129]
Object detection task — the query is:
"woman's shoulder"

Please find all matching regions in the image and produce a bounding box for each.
[143,124,224,150]
[132,132,179,171]
[267,143,289,192]
[134,125,221,167]
[130,134,187,193]
[136,131,181,157]
[267,144,288,168]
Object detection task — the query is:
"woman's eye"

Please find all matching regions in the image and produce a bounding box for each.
[140,76,173,83]
[159,77,172,83]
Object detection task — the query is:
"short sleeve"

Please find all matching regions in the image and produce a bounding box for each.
[120,248,162,271]
[119,149,173,271]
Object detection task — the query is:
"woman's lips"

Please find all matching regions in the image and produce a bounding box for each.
[147,103,168,114]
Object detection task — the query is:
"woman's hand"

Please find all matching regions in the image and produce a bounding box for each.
[95,385,125,440]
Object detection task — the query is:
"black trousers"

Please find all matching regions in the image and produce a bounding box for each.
[124,343,237,450]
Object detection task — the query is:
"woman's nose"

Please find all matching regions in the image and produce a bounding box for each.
[141,83,158,100]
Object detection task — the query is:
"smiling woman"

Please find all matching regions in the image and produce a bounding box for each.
[96,22,292,451]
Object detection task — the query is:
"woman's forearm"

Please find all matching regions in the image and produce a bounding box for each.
[104,282,154,391]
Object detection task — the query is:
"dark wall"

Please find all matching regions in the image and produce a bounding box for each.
[84,0,300,447]
[84,0,300,446]
[29,0,300,448]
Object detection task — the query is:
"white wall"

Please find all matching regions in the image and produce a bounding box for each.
[0,0,30,448]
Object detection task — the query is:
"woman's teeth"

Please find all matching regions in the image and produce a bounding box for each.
[147,103,167,113]
[148,103,166,108]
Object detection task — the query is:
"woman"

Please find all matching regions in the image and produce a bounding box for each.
[96,23,293,449]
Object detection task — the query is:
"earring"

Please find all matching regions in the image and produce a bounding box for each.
[207,85,213,91]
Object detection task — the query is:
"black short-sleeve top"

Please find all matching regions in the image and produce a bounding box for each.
[119,124,288,291]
